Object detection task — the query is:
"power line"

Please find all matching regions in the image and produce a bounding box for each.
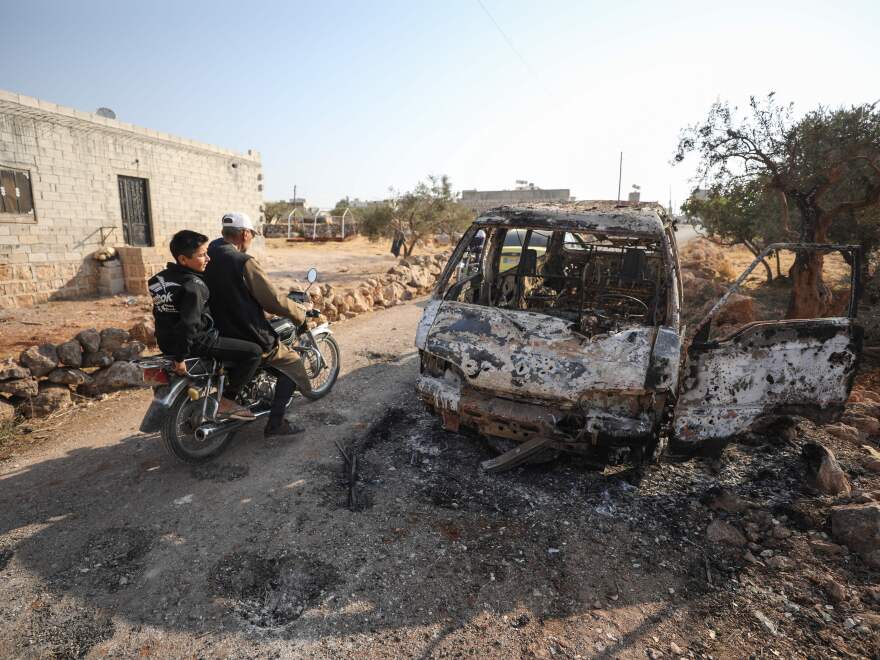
[475,0,539,81]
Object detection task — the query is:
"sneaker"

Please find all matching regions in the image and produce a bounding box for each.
[264,419,306,438]
[217,397,256,420]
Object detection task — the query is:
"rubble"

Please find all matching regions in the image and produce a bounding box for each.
[98,328,130,353]
[79,361,144,395]
[831,502,880,567]
[802,442,852,496]
[56,340,83,367]
[702,486,750,513]
[0,359,29,381]
[75,328,101,353]
[47,368,93,386]
[19,344,59,377]
[112,341,145,362]
[0,377,39,398]
[841,411,880,439]
[825,423,861,444]
[0,317,178,420]
[82,350,114,368]
[19,383,72,418]
[824,577,847,603]
[298,252,449,324]
[706,518,747,546]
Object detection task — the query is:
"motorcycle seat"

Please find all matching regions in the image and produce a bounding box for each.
[155,356,218,375]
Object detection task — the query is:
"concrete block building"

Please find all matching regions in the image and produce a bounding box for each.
[460,187,571,214]
[0,90,262,308]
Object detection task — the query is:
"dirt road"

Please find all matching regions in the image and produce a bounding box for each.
[1,299,877,658]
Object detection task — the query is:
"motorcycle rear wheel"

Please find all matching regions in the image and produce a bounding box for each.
[301,334,341,400]
[160,391,236,463]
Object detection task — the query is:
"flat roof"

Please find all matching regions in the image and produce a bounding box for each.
[0,89,260,162]
[474,201,669,237]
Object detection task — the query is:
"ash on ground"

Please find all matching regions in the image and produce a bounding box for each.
[337,405,880,658]
[210,550,340,630]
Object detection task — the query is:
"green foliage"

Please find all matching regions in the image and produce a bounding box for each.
[676,94,880,245]
[358,175,475,256]
[331,197,352,216]
[683,179,789,281]
[263,200,296,223]
[359,203,395,241]
[678,96,880,316]
[683,179,785,247]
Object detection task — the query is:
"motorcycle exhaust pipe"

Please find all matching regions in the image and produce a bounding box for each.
[194,408,272,442]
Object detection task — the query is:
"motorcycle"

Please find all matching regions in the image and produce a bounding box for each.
[136,267,340,463]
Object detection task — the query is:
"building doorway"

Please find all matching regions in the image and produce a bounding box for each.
[118,175,153,246]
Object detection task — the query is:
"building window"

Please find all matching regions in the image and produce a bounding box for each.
[0,167,35,217]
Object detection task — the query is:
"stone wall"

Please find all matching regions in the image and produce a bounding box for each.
[460,188,571,214]
[0,89,262,308]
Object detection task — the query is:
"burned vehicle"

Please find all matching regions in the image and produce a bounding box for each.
[415,201,862,471]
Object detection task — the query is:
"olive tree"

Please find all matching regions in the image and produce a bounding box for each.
[682,179,788,283]
[358,175,474,257]
[676,94,880,318]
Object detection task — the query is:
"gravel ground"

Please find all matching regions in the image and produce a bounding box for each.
[0,297,878,658]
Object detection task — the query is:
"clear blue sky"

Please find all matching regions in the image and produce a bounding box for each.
[3,0,878,209]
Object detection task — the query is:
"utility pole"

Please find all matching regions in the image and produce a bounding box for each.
[617,152,623,203]
[293,184,297,204]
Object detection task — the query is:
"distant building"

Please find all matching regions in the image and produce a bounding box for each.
[347,198,384,209]
[460,184,572,213]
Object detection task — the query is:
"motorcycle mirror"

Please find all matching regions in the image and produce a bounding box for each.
[306,268,318,283]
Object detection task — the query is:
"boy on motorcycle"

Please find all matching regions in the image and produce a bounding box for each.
[149,230,262,420]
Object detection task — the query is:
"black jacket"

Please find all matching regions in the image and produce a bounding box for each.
[149,263,218,361]
[204,240,277,352]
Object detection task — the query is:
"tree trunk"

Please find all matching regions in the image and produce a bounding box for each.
[786,197,830,319]
[403,236,418,257]
[744,240,772,284]
[786,250,828,318]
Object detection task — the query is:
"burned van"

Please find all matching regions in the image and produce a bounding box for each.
[415,202,862,471]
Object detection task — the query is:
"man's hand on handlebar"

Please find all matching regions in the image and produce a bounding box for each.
[172,360,188,376]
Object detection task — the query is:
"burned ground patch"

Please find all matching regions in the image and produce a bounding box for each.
[0,546,13,571]
[209,550,339,630]
[190,462,250,482]
[17,595,114,659]
[52,527,152,593]
[302,410,348,426]
[327,403,880,657]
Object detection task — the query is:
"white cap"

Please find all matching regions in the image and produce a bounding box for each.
[221,212,257,232]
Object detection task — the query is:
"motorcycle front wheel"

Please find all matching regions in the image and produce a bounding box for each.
[301,334,341,400]
[160,390,236,463]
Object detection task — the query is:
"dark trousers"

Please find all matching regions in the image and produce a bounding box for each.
[199,336,262,398]
[269,374,296,425]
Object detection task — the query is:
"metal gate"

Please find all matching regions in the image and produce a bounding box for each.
[118,175,152,246]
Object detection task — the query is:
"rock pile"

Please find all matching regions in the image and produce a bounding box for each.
[306,252,449,323]
[0,252,449,421]
[0,323,154,420]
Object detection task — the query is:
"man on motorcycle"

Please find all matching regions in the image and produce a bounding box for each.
[204,212,315,438]
[149,230,261,420]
